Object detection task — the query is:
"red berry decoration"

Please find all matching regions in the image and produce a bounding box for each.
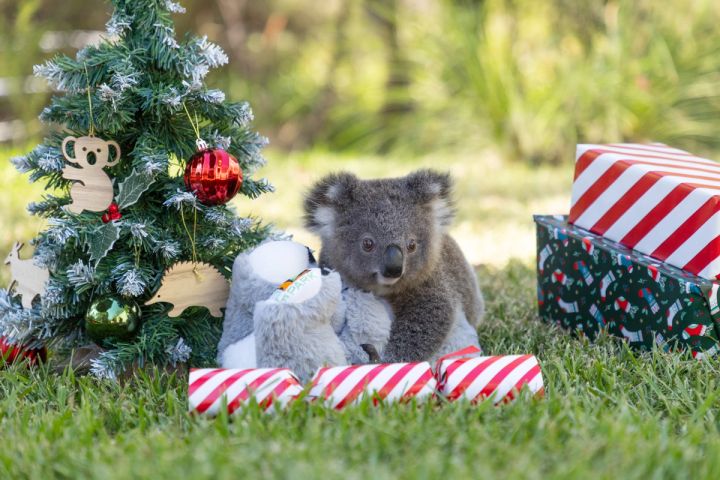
[184,147,243,205]
[0,336,46,366]
[101,202,122,223]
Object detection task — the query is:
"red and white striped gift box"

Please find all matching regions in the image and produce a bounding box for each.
[569,143,720,279]
[436,347,544,403]
[188,368,303,415]
[308,362,437,409]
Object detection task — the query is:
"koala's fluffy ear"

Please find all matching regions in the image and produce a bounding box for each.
[304,172,358,237]
[406,169,455,229]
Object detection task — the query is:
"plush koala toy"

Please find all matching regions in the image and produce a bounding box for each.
[304,169,485,363]
[216,240,394,381]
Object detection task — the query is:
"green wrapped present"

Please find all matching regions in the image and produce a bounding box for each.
[535,215,720,359]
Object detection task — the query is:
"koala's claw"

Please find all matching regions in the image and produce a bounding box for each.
[360,344,381,363]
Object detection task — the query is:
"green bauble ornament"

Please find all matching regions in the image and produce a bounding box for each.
[85,296,142,344]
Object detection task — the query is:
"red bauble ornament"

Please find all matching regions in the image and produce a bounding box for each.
[0,336,46,366]
[184,148,243,205]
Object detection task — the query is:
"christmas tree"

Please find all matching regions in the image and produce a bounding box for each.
[1,0,272,378]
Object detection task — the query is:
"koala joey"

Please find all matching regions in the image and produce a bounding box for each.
[304,169,484,363]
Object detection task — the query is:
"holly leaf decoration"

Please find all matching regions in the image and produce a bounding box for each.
[87,222,120,266]
[116,168,155,209]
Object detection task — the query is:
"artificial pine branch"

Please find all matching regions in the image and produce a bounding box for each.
[1,0,271,378]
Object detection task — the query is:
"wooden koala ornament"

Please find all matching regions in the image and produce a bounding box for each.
[61,135,120,214]
[4,242,50,309]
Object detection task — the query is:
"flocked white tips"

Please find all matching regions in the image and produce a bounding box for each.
[268,268,323,304]
[248,240,312,284]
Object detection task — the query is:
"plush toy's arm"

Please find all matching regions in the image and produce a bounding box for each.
[338,287,392,364]
[216,252,278,364]
[338,328,370,364]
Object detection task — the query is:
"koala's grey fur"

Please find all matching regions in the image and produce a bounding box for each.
[304,169,484,363]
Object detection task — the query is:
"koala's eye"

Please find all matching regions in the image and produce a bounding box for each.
[97,148,101,152]
[82,147,87,151]
[361,237,375,252]
[408,239,417,253]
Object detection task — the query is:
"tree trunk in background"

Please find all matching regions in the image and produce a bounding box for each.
[365,0,414,150]
[0,0,55,140]
[293,0,352,148]
[215,0,252,75]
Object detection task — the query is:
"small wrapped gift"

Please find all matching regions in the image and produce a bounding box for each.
[569,143,720,279]
[435,347,544,403]
[308,362,437,409]
[536,214,720,358]
[188,367,303,415]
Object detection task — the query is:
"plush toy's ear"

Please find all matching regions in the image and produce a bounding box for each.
[303,172,358,237]
[405,169,455,229]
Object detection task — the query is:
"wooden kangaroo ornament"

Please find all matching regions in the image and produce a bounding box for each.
[61,135,120,214]
[4,242,50,309]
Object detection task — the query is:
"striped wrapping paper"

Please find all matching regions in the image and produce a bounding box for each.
[569,143,720,279]
[435,347,544,403]
[188,368,303,415]
[308,362,437,409]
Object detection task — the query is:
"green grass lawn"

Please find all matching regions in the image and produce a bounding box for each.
[2,148,720,478]
[3,263,720,479]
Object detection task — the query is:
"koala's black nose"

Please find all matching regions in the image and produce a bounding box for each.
[382,244,404,278]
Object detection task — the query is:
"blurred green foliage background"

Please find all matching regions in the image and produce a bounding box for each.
[1,0,719,282]
[3,0,720,160]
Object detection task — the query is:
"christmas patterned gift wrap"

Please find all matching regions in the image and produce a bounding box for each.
[569,143,720,279]
[188,368,304,415]
[536,215,720,359]
[308,362,437,409]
